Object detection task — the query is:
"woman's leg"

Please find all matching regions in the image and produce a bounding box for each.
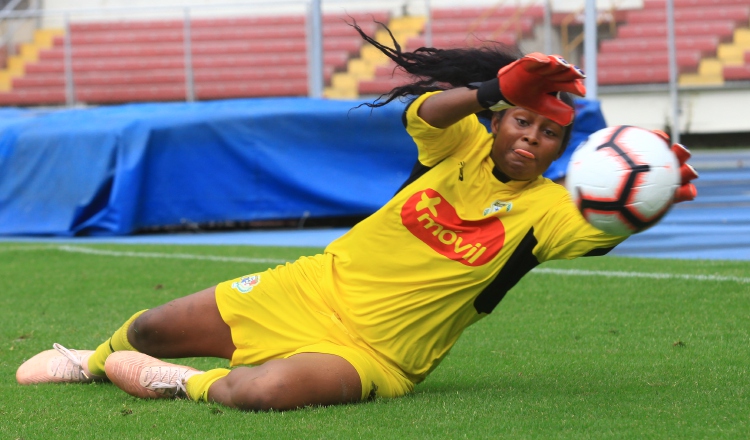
[107,278,365,410]
[207,353,362,410]
[16,286,234,384]
[105,350,362,410]
[127,286,235,359]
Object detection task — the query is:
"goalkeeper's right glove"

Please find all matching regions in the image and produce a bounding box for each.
[471,53,586,126]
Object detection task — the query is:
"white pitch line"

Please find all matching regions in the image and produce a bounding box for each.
[56,245,289,265]
[533,267,750,284]
[0,244,57,253]
[3,244,747,284]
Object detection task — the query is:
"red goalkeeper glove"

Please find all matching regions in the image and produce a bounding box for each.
[652,130,698,203]
[471,53,586,126]
[671,143,698,203]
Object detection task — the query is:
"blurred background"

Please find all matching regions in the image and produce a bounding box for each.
[1,0,748,136]
[0,0,747,259]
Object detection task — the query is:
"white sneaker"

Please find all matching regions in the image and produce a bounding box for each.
[105,351,202,399]
[16,343,105,385]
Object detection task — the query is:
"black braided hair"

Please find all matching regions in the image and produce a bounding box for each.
[350,19,521,121]
[350,19,576,150]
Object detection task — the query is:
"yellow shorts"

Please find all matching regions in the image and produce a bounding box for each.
[214,254,414,401]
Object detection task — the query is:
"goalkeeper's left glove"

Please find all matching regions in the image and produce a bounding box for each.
[652,130,698,203]
[671,143,698,203]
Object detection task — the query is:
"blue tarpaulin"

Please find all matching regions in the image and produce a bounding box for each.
[0,97,605,236]
[0,98,416,236]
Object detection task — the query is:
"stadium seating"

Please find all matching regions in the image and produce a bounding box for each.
[0,11,387,105]
[3,2,748,105]
[355,5,546,97]
[594,0,750,86]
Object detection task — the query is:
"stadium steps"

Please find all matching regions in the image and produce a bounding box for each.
[347,5,545,98]
[0,12,386,106]
[680,27,750,86]
[595,0,749,86]
[324,15,426,99]
[0,28,63,92]
[721,30,750,81]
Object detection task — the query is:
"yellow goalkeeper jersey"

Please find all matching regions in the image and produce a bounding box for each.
[321,91,625,383]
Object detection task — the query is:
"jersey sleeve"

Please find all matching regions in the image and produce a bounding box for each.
[404,91,487,167]
[534,188,627,261]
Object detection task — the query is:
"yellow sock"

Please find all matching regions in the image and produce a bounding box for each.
[185,368,231,402]
[87,309,148,376]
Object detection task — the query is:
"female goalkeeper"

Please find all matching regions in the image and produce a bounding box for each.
[16,23,697,410]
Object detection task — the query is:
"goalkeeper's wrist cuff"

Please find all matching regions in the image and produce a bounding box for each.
[468,80,514,112]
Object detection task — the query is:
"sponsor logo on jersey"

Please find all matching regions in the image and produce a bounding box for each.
[483,200,512,216]
[401,188,505,266]
[231,274,260,293]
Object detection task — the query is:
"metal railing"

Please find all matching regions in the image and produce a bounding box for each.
[558,1,620,62]
[466,0,533,45]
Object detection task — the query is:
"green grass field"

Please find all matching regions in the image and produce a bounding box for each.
[2,242,748,439]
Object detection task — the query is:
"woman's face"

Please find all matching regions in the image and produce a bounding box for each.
[490,107,566,181]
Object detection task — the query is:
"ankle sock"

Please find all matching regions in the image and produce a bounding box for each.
[87,309,148,376]
[185,368,231,402]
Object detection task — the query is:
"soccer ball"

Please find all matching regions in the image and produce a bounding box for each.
[565,125,680,236]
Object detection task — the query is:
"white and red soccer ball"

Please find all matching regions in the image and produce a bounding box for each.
[565,125,680,236]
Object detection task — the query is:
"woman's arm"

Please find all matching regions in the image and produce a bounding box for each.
[417,53,588,129]
[416,87,485,129]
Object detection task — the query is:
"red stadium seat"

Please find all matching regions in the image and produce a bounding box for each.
[597,65,671,85]
[69,19,184,33]
[626,6,750,26]
[405,32,518,50]
[197,80,309,100]
[723,65,750,81]
[27,50,350,74]
[372,62,410,78]
[0,88,66,105]
[76,84,186,103]
[428,16,535,38]
[14,66,335,89]
[599,35,720,57]
[593,50,702,74]
[431,5,545,21]
[643,0,750,8]
[358,76,411,96]
[616,21,736,42]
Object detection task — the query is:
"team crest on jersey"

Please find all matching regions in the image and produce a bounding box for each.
[231,275,260,293]
[483,200,512,216]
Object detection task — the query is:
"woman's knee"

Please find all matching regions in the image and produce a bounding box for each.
[127,309,168,351]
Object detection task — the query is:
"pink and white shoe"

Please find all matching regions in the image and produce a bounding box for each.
[16,343,105,385]
[105,351,202,399]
